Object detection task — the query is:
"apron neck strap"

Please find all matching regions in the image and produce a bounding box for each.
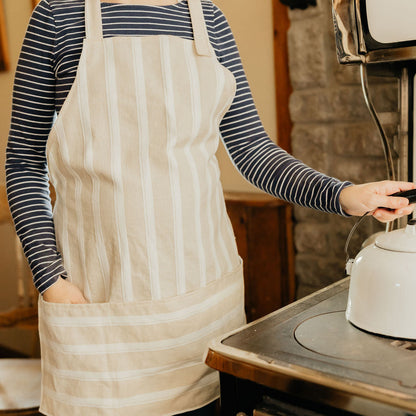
[85,0,213,55]
[188,0,212,57]
[85,0,104,40]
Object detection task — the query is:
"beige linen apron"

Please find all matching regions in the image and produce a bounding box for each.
[38,0,246,414]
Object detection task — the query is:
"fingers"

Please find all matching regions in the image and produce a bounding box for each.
[391,181,416,192]
[376,195,411,210]
[375,180,416,194]
[68,287,88,304]
[72,296,88,304]
[372,204,415,223]
[42,277,88,304]
[352,181,416,217]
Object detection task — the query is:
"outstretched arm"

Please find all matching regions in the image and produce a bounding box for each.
[212,5,414,221]
[212,5,350,215]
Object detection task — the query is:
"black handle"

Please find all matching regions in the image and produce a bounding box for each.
[390,189,416,204]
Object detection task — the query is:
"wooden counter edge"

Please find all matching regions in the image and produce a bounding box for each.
[223,192,291,208]
[205,344,416,413]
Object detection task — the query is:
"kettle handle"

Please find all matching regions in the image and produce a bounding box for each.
[344,212,369,266]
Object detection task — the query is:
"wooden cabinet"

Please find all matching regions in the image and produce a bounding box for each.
[224,192,295,322]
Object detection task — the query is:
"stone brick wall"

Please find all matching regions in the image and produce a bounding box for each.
[287,0,399,297]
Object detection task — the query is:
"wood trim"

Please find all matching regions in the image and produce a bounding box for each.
[0,185,11,224]
[272,2,295,303]
[283,199,296,303]
[273,1,292,153]
[224,191,291,207]
[32,0,41,7]
[0,0,9,71]
[224,192,295,321]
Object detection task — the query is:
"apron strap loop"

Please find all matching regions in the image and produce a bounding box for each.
[188,0,213,57]
[85,0,104,40]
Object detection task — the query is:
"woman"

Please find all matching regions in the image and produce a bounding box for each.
[5,0,414,415]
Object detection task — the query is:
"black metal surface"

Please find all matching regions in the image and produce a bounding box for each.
[222,280,416,398]
[219,373,360,416]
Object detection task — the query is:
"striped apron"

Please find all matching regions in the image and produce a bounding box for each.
[38,0,246,415]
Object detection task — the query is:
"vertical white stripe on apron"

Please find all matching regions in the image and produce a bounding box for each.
[202,66,223,280]
[132,38,161,301]
[54,119,92,300]
[221,205,240,269]
[160,37,186,295]
[183,42,207,287]
[47,149,71,281]
[212,67,234,272]
[104,40,134,302]
[78,60,111,300]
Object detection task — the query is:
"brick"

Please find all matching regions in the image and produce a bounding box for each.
[291,84,398,124]
[328,86,371,121]
[288,18,327,90]
[295,222,330,254]
[296,284,321,299]
[330,156,388,183]
[296,255,345,287]
[290,87,370,123]
[294,205,328,223]
[327,215,383,258]
[329,122,387,157]
[291,124,329,172]
[290,89,332,123]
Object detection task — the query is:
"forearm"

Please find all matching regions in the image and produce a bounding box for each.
[6,152,67,293]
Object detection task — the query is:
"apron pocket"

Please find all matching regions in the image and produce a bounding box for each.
[38,263,245,414]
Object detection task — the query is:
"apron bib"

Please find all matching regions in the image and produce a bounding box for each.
[39,0,245,414]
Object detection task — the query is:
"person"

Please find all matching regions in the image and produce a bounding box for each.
[5,0,415,415]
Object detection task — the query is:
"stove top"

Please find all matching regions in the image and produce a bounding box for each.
[208,278,416,415]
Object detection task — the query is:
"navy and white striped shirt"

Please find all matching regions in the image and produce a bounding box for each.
[6,0,350,293]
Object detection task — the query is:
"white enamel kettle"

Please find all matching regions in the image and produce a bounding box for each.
[346,190,416,340]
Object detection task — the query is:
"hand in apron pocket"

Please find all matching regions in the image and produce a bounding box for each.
[42,277,88,304]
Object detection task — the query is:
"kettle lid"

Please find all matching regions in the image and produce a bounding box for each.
[376,222,416,253]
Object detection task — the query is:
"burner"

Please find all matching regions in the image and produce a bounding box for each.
[294,311,412,361]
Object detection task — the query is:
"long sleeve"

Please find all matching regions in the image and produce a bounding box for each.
[213,6,351,215]
[5,1,66,294]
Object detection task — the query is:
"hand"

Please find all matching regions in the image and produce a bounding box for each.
[339,180,416,222]
[42,276,88,304]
